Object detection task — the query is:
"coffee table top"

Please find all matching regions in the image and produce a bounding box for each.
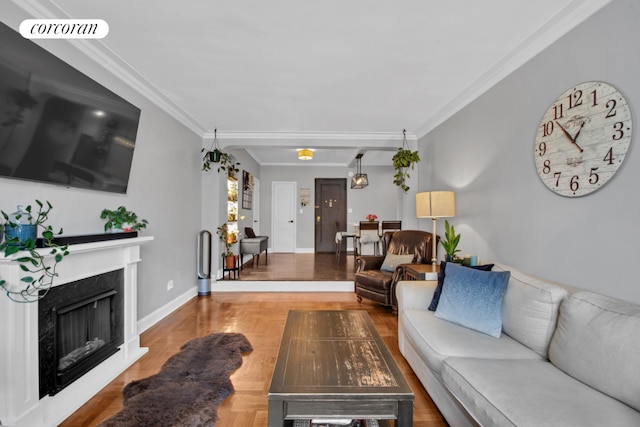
[269,310,412,397]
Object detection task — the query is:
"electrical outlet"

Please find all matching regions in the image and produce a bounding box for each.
[167,279,174,291]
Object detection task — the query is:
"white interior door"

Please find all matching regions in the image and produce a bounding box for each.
[272,181,296,252]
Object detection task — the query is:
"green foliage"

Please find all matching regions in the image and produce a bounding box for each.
[216,223,234,257]
[100,206,148,232]
[440,220,461,258]
[0,200,69,303]
[392,147,421,192]
[201,148,240,177]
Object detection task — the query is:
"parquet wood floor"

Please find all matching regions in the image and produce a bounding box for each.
[60,255,447,427]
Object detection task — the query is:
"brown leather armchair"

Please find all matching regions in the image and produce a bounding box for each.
[354,230,438,309]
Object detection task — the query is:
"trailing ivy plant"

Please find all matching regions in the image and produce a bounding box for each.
[0,200,69,303]
[392,129,421,192]
[200,128,240,176]
[100,206,149,232]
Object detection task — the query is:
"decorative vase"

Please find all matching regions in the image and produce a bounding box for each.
[445,254,455,262]
[4,224,37,249]
[4,205,37,249]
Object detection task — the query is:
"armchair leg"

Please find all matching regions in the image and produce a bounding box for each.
[357,296,362,303]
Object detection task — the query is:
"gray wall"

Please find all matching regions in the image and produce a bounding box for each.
[0,4,203,319]
[259,164,400,250]
[419,0,640,304]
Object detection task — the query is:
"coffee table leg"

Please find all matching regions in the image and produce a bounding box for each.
[268,400,285,427]
[397,399,414,427]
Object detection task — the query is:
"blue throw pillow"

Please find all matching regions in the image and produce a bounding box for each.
[434,263,510,338]
[428,261,494,311]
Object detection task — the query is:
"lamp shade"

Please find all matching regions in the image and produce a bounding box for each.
[298,149,313,160]
[416,191,455,218]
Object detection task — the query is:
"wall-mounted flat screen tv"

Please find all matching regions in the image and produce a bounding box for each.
[0,22,141,194]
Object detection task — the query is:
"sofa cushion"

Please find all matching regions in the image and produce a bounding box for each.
[435,263,510,337]
[380,253,414,272]
[428,261,495,311]
[354,270,393,290]
[549,291,640,412]
[442,358,640,427]
[493,263,568,358]
[400,309,540,375]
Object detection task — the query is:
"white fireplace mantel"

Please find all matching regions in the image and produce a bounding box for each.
[0,236,153,427]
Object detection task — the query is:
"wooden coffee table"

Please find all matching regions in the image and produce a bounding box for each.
[268,310,414,426]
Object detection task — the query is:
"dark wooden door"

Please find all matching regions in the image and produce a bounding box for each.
[314,178,347,252]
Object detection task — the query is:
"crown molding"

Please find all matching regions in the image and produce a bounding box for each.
[414,0,613,139]
[11,0,206,136]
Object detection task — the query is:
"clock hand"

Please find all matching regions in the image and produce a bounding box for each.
[572,121,586,147]
[554,120,584,153]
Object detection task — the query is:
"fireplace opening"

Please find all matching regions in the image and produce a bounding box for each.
[39,270,124,398]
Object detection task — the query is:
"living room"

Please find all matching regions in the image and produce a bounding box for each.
[1,0,639,425]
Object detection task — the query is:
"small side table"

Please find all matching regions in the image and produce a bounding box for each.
[222,255,240,280]
[403,263,439,281]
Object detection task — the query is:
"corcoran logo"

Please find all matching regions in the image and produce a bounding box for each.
[19,19,109,39]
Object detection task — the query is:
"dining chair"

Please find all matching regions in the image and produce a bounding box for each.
[381,220,402,233]
[358,221,381,256]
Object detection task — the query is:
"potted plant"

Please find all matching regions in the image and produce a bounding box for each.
[216,223,237,268]
[100,206,149,233]
[440,219,461,262]
[201,128,240,176]
[392,129,421,193]
[217,151,240,178]
[0,200,69,302]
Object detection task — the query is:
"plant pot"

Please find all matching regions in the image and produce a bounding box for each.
[4,224,37,249]
[224,255,236,269]
[208,150,221,163]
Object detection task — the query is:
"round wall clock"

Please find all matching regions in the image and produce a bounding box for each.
[534,81,632,197]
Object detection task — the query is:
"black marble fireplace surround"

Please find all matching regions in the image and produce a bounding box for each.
[38,269,124,398]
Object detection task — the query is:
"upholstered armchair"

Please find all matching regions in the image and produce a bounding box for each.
[354,230,438,309]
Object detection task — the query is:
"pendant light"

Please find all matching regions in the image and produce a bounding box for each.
[351,153,369,189]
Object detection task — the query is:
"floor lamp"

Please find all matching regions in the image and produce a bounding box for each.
[416,191,456,270]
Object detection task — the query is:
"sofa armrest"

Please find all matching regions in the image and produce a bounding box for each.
[355,255,385,272]
[396,280,437,312]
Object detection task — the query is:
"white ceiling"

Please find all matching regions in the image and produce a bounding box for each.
[17,0,609,166]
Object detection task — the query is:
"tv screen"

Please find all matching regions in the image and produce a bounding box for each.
[0,22,141,194]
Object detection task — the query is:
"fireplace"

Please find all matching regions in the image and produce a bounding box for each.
[0,236,152,427]
[38,270,124,397]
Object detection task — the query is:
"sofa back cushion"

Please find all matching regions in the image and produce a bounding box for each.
[493,263,568,358]
[549,291,640,412]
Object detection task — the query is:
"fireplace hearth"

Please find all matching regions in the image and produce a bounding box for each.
[39,270,124,397]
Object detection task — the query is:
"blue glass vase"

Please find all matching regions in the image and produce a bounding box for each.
[4,205,37,249]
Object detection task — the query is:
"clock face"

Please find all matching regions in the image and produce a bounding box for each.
[534,81,632,197]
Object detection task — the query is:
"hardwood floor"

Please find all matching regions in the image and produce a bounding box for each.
[236,252,357,281]
[60,254,447,427]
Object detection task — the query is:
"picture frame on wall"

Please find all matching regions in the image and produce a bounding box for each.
[242,170,253,210]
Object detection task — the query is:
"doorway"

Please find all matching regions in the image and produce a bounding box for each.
[314,178,347,253]
[271,181,296,252]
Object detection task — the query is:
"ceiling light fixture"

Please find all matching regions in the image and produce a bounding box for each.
[298,149,313,160]
[351,153,369,189]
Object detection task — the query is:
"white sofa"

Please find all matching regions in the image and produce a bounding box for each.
[397,262,640,427]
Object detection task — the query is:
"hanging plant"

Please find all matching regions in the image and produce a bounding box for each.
[201,128,240,176]
[0,200,69,303]
[392,129,421,192]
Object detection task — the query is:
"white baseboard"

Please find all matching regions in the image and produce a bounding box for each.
[137,287,197,333]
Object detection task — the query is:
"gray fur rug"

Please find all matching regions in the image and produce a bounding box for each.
[99,332,252,427]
